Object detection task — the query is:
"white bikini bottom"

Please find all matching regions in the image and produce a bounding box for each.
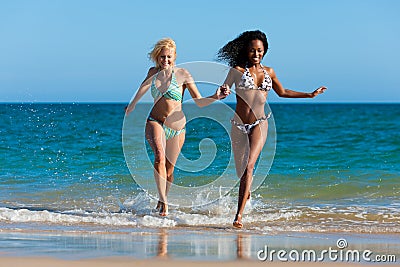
[230,112,271,134]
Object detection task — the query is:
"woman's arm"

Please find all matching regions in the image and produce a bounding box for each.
[182,69,229,107]
[125,68,157,115]
[222,67,240,89]
[269,67,327,98]
[217,66,244,97]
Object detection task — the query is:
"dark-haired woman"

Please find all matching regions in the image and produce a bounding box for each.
[217,30,326,228]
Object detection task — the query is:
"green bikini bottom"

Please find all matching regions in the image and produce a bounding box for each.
[147,116,185,140]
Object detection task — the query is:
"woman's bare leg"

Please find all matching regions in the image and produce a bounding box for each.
[159,131,185,215]
[231,126,250,179]
[233,122,268,228]
[230,126,249,228]
[145,121,168,213]
[165,131,185,193]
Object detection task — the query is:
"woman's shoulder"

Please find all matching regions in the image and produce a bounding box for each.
[173,67,193,85]
[147,67,158,75]
[262,65,272,71]
[174,67,190,75]
[174,67,192,79]
[234,66,245,73]
[262,65,275,76]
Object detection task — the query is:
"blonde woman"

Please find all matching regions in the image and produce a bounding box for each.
[126,38,229,216]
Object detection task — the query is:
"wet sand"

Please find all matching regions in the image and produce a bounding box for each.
[0,257,384,267]
[0,227,398,265]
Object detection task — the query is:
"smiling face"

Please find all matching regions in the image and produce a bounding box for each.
[247,39,265,65]
[157,48,175,69]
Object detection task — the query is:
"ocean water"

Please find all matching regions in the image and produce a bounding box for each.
[0,103,399,234]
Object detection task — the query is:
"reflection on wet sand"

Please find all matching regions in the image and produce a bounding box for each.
[157,229,168,258]
[156,229,251,260]
[236,233,251,260]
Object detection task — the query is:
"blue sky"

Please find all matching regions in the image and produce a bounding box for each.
[1,0,399,103]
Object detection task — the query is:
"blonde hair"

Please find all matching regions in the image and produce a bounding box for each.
[148,38,177,68]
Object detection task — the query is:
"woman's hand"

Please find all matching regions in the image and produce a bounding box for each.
[125,104,135,115]
[216,84,231,100]
[310,86,327,98]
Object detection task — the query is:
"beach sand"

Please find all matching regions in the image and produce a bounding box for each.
[0,256,386,267]
[0,228,398,266]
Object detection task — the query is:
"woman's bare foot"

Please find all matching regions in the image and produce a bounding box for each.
[159,203,168,217]
[233,214,243,228]
[155,200,162,211]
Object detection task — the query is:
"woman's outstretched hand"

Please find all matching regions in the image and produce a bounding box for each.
[125,104,135,115]
[216,84,231,100]
[310,86,327,98]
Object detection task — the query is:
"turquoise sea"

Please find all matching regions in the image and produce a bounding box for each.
[0,103,399,259]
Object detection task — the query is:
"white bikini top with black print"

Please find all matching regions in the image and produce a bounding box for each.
[237,64,272,91]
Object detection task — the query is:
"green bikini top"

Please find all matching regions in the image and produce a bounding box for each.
[151,69,183,102]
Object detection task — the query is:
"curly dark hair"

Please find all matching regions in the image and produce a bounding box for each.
[216,30,269,67]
